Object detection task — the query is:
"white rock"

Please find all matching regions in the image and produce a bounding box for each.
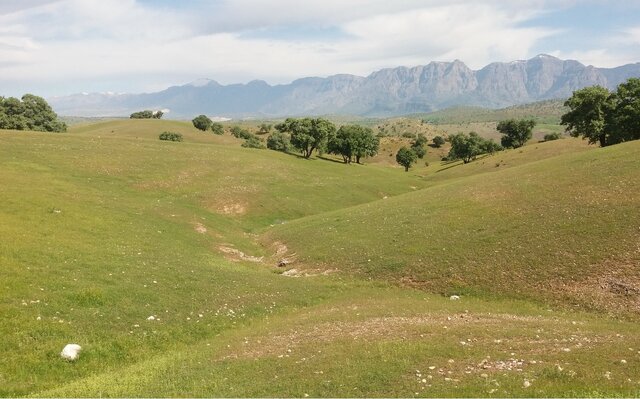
[147,315,156,321]
[523,379,531,388]
[60,344,82,361]
[450,295,460,300]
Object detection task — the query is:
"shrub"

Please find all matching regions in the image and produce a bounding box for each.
[159,131,183,142]
[543,132,561,141]
[402,132,416,139]
[211,122,224,135]
[241,135,265,149]
[432,135,446,148]
[266,131,291,152]
[192,115,213,131]
[231,126,253,140]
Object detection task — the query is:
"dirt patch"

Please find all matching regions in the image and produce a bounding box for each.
[194,223,207,234]
[218,245,263,263]
[217,203,247,216]
[554,249,640,315]
[281,268,337,278]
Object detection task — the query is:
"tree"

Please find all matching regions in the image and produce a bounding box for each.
[448,132,483,163]
[409,134,427,159]
[610,77,640,144]
[432,135,446,148]
[0,94,66,132]
[327,124,379,163]
[152,110,163,119]
[275,117,336,158]
[130,110,154,119]
[211,122,224,135]
[560,86,613,147]
[230,126,253,140]
[192,114,213,131]
[497,119,536,148]
[396,146,418,171]
[266,131,291,152]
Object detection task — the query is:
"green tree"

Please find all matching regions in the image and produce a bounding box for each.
[611,77,640,144]
[396,146,418,171]
[328,124,379,164]
[230,126,253,140]
[432,135,446,148]
[561,86,613,147]
[130,110,154,119]
[266,131,291,152]
[275,117,336,158]
[192,114,213,131]
[447,132,498,163]
[211,122,224,135]
[0,94,66,132]
[497,119,536,148]
[152,110,163,119]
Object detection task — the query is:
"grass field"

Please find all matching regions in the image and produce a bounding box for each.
[1,119,639,397]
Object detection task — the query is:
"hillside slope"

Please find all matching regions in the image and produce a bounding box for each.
[265,141,640,314]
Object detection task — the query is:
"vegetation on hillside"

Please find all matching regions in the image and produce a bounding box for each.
[130,110,163,119]
[0,94,66,132]
[562,78,640,146]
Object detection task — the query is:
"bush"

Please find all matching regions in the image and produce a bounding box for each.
[130,110,154,119]
[231,126,253,140]
[543,132,561,141]
[241,135,265,149]
[192,115,213,131]
[159,131,183,142]
[266,131,291,152]
[211,122,224,135]
[432,135,446,148]
[402,132,416,139]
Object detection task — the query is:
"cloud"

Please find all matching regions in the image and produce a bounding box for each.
[0,0,636,96]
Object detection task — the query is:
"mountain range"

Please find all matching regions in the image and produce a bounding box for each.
[49,54,640,118]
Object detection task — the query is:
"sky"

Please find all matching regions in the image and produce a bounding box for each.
[0,0,639,97]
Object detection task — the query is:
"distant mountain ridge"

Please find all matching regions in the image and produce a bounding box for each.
[49,54,640,118]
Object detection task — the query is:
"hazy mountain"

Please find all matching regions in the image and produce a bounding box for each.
[49,54,640,118]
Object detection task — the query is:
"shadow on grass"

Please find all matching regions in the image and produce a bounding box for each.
[317,156,348,164]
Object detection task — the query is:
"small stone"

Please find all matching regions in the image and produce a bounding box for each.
[523,379,531,388]
[147,315,155,321]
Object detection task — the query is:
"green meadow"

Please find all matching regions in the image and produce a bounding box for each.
[1,118,639,397]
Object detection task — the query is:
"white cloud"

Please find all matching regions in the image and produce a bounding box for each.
[0,0,635,96]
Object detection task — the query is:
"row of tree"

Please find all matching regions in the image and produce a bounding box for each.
[0,94,66,132]
[271,118,380,163]
[561,78,640,146]
[130,110,163,119]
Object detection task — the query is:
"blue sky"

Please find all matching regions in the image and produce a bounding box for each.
[0,0,639,97]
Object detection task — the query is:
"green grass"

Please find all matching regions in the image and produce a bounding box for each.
[265,140,640,313]
[1,120,639,397]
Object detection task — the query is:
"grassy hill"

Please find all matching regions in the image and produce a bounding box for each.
[265,140,640,314]
[1,120,640,397]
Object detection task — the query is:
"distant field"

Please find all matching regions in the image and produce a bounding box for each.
[1,119,639,397]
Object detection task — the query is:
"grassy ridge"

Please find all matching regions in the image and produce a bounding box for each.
[265,140,640,313]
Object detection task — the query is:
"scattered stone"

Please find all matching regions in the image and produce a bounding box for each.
[147,315,156,321]
[450,295,460,301]
[60,344,82,361]
[523,379,531,388]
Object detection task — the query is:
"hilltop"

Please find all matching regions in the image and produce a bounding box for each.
[49,55,640,118]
